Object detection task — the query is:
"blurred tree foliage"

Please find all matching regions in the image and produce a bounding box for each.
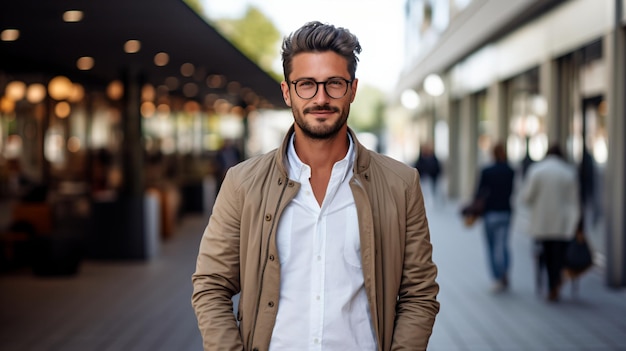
[185,0,387,135]
[213,6,282,82]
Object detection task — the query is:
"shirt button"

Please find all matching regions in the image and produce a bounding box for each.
[317,255,321,261]
[314,338,320,344]
[316,295,320,301]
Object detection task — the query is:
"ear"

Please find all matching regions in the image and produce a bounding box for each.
[280,81,292,107]
[349,78,358,103]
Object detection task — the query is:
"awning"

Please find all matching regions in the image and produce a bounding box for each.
[0,0,285,108]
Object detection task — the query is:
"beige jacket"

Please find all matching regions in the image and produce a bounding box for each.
[192,126,439,351]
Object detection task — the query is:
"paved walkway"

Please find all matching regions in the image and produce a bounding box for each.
[1,199,626,350]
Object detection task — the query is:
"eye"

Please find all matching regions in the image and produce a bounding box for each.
[327,79,346,88]
[297,80,316,89]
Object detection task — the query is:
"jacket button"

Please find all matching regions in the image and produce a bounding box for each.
[288,181,295,187]
[253,348,259,351]
[269,254,275,261]
[265,214,272,221]
[268,301,274,307]
[278,178,283,185]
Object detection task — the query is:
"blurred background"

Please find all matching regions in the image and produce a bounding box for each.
[1,0,626,349]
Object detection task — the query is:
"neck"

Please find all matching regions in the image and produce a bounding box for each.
[293,129,349,169]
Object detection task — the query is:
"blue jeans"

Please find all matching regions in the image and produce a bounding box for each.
[483,211,511,281]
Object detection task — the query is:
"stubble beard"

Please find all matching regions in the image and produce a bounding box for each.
[293,104,350,140]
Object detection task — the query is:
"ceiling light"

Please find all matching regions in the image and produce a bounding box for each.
[5,81,26,101]
[124,40,141,54]
[48,76,73,100]
[76,56,94,70]
[1,29,20,41]
[106,80,124,100]
[68,83,85,102]
[63,10,84,23]
[154,52,169,66]
[55,101,71,118]
[26,83,47,103]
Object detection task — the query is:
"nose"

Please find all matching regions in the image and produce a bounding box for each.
[312,82,331,103]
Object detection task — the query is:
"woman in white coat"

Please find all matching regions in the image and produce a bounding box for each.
[521,144,580,301]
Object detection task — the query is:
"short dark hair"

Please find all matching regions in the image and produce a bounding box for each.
[281,21,362,82]
[492,142,507,162]
[546,143,563,158]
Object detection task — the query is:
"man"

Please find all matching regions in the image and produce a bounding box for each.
[473,142,515,292]
[521,144,580,302]
[192,21,439,350]
[414,143,441,205]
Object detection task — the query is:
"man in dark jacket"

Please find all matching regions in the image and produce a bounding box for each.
[474,142,515,292]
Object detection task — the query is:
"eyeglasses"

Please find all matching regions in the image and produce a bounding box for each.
[291,78,353,99]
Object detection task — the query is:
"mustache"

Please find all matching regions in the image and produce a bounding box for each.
[303,105,339,114]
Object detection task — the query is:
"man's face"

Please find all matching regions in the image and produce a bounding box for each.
[281,51,358,140]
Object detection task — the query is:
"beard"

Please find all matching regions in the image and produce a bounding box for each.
[293,104,350,140]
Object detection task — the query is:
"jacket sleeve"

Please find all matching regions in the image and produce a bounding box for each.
[191,170,244,351]
[392,171,440,350]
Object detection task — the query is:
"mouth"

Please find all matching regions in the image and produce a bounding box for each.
[304,106,339,117]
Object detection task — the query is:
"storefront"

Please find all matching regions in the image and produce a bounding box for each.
[0,0,284,267]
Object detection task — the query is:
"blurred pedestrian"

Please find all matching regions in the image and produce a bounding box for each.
[473,142,515,292]
[521,143,580,302]
[414,143,442,205]
[191,21,439,350]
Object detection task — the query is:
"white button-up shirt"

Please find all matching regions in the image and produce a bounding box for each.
[269,134,376,350]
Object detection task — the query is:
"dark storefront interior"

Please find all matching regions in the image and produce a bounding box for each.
[0,0,284,272]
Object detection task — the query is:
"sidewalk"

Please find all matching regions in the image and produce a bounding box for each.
[426,198,626,351]
[0,199,625,350]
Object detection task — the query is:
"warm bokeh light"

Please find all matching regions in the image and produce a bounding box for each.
[124,40,141,54]
[183,100,200,113]
[1,29,19,41]
[106,80,124,100]
[141,101,156,118]
[206,74,226,89]
[0,96,15,113]
[142,84,155,101]
[181,63,195,77]
[5,81,26,101]
[156,103,171,115]
[154,52,169,66]
[55,101,71,118]
[76,56,94,70]
[63,10,84,22]
[48,76,73,100]
[26,83,47,103]
[68,83,85,102]
[67,136,82,152]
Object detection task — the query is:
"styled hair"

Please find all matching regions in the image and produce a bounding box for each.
[281,21,362,82]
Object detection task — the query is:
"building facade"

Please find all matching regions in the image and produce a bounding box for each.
[394,0,626,287]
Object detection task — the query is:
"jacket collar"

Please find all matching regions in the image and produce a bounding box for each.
[275,124,371,178]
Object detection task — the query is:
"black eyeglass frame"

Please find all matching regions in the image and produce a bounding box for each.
[290,78,353,99]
